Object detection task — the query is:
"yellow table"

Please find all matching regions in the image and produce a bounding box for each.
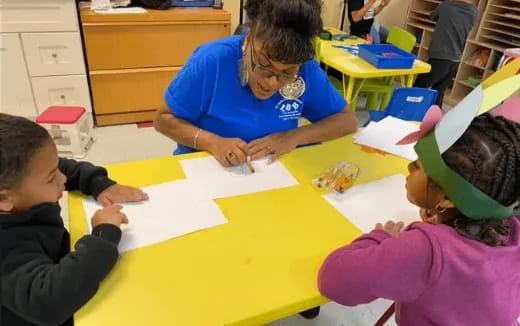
[70,135,409,326]
[318,29,431,106]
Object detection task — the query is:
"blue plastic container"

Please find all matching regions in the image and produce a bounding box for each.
[358,44,416,69]
[171,0,214,7]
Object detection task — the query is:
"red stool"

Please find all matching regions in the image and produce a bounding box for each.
[36,106,94,158]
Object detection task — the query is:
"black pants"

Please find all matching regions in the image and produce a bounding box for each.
[414,58,459,108]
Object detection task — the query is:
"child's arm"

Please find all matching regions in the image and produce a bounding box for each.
[59,158,148,205]
[350,0,377,23]
[59,157,116,199]
[1,222,122,325]
[318,227,441,306]
[375,0,391,16]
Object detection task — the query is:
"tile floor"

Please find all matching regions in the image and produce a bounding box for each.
[76,102,397,326]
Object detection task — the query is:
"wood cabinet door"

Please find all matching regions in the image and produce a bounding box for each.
[31,75,92,114]
[0,34,37,117]
[22,32,86,77]
[0,0,79,33]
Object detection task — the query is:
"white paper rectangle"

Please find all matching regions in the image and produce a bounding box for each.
[324,175,420,233]
[82,179,227,253]
[58,191,69,231]
[354,116,419,161]
[94,7,147,14]
[179,157,299,199]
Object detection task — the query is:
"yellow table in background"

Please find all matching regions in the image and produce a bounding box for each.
[317,27,431,106]
[70,135,409,326]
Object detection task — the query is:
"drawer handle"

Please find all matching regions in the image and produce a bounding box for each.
[52,53,58,59]
[60,95,65,100]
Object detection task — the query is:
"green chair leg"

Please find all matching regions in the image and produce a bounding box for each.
[380,88,393,111]
[350,95,358,112]
[366,93,380,110]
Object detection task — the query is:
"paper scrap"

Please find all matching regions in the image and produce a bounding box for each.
[354,116,419,160]
[478,74,520,115]
[491,97,520,122]
[324,174,420,233]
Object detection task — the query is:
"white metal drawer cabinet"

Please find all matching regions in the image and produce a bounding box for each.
[31,75,92,114]
[0,0,78,33]
[0,34,37,117]
[22,32,86,77]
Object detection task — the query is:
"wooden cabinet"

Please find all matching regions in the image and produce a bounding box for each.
[21,33,86,77]
[451,0,520,103]
[405,0,519,106]
[80,8,231,126]
[0,0,78,33]
[0,34,37,117]
[31,75,91,114]
[0,0,92,117]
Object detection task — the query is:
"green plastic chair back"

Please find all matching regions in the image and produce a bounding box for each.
[314,37,322,62]
[386,26,416,53]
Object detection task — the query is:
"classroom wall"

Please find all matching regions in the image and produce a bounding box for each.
[225,0,410,36]
[224,0,241,34]
[377,0,411,29]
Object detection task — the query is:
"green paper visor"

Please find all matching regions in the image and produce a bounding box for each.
[415,132,520,220]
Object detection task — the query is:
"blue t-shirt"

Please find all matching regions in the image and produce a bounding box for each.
[165,35,347,155]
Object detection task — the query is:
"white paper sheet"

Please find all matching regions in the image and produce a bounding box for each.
[179,157,299,199]
[82,179,227,253]
[354,117,419,161]
[324,174,420,233]
[94,7,147,14]
[58,191,69,231]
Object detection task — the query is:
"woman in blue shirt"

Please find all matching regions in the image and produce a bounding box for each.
[154,0,358,167]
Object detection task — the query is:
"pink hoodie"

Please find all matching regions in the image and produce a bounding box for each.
[318,217,520,325]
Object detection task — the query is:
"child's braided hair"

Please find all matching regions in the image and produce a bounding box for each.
[440,113,520,246]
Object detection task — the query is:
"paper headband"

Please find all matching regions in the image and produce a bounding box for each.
[398,74,520,219]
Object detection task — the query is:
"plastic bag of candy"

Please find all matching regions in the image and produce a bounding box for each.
[312,162,360,194]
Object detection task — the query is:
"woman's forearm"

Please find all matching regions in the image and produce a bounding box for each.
[153,102,218,152]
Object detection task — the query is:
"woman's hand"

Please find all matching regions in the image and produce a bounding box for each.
[248,131,299,162]
[375,220,404,237]
[97,184,148,207]
[208,136,248,167]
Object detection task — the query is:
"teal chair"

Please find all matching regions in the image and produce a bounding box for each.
[349,26,417,111]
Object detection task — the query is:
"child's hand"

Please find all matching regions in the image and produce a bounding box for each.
[97,184,148,207]
[91,205,128,228]
[375,220,404,237]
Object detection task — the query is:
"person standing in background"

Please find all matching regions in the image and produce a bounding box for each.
[347,0,392,39]
[414,0,478,108]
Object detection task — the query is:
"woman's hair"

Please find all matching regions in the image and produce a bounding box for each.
[244,0,323,64]
[0,113,50,190]
[440,113,520,246]
[233,22,250,36]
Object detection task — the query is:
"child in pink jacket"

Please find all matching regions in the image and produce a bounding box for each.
[318,114,520,325]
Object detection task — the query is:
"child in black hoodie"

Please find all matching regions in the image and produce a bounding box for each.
[0,113,148,326]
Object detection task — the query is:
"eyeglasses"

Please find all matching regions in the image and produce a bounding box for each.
[249,37,300,85]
